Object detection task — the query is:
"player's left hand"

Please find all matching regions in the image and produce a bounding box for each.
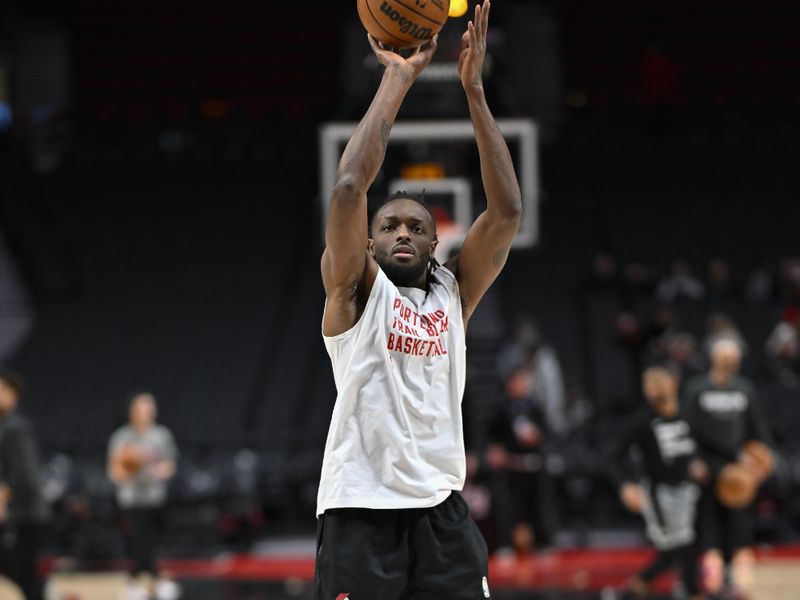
[620,482,646,513]
[149,460,175,481]
[458,0,490,91]
[689,458,709,484]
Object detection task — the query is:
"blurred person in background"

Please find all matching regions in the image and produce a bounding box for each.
[656,261,705,304]
[706,259,736,305]
[622,261,657,298]
[703,312,747,360]
[764,306,800,387]
[587,253,620,291]
[683,339,773,598]
[607,364,706,600]
[663,332,704,382]
[778,258,800,305]
[0,370,47,600]
[497,316,567,436]
[744,263,774,303]
[485,367,554,553]
[107,393,179,600]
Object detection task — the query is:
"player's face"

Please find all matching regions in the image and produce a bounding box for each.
[643,370,678,416]
[130,395,157,428]
[0,380,18,413]
[370,199,438,287]
[711,342,741,375]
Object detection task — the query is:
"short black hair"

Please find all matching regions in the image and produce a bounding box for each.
[642,361,679,380]
[0,369,25,396]
[369,190,437,238]
[128,390,155,407]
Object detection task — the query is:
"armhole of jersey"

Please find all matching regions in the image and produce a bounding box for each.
[435,265,466,339]
[322,268,386,344]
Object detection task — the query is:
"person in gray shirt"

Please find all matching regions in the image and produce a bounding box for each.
[107,392,179,600]
[0,370,47,600]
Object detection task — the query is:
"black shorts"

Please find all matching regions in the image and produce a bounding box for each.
[314,491,490,600]
[696,484,753,561]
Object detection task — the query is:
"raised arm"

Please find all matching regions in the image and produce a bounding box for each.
[445,0,522,322]
[322,36,438,337]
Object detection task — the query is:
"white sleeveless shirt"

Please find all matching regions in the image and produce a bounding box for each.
[317,265,467,516]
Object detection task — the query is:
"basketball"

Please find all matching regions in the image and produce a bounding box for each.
[115,445,144,477]
[741,440,775,483]
[358,0,450,49]
[716,463,757,509]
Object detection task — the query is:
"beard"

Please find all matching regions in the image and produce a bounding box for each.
[377,253,430,288]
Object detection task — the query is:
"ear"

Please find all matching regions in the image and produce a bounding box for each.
[367,239,376,256]
[430,238,438,256]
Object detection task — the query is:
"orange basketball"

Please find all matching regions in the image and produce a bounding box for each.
[358,0,450,49]
[715,463,757,509]
[115,445,144,477]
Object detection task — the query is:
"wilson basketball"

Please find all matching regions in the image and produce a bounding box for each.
[716,463,757,509]
[115,445,144,477]
[358,0,450,49]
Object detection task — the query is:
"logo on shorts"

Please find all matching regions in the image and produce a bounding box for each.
[335,595,350,600]
[482,576,491,598]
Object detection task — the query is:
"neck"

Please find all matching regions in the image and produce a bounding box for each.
[384,265,430,291]
[710,369,731,386]
[406,274,429,290]
[659,402,679,418]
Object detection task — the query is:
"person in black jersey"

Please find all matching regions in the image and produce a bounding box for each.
[0,370,48,600]
[607,365,707,600]
[683,338,773,597]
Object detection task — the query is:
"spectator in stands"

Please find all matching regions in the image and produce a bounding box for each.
[765,306,800,387]
[497,316,567,436]
[622,261,656,297]
[617,305,686,380]
[706,258,736,303]
[0,370,47,600]
[108,392,180,600]
[683,339,773,598]
[745,263,774,303]
[485,367,555,554]
[588,252,621,293]
[656,261,705,303]
[703,312,747,359]
[778,258,800,305]
[635,305,678,359]
[563,384,594,433]
[664,332,704,382]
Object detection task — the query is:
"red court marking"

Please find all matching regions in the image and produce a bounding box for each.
[41,544,800,592]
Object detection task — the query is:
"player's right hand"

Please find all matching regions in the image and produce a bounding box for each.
[368,34,438,82]
[620,482,646,513]
[0,484,10,523]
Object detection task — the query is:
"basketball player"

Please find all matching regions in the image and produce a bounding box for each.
[607,365,706,600]
[316,2,522,598]
[0,370,47,600]
[107,392,180,600]
[683,338,772,597]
